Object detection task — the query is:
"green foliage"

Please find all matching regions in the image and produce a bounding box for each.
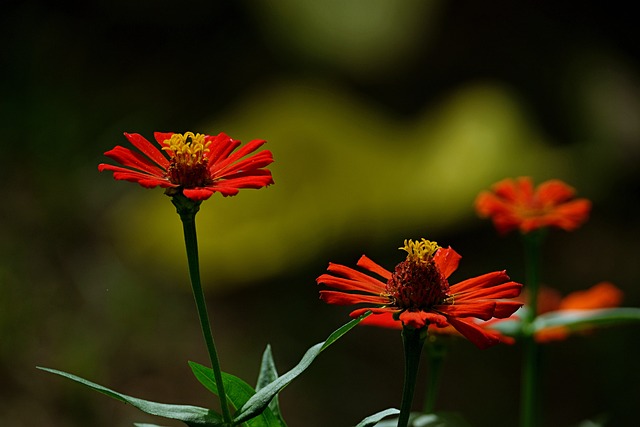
[255,345,287,426]
[189,362,283,427]
[373,412,471,427]
[38,312,370,427]
[532,308,640,333]
[354,408,400,427]
[36,367,224,426]
[233,311,371,425]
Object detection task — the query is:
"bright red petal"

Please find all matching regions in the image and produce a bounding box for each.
[125,132,170,169]
[356,255,392,281]
[320,262,387,293]
[102,146,166,177]
[450,271,511,294]
[434,247,461,279]
[319,291,387,306]
[446,317,501,349]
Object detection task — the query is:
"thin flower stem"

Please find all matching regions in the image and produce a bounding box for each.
[174,195,232,425]
[520,230,545,427]
[399,326,428,427]
[422,340,447,414]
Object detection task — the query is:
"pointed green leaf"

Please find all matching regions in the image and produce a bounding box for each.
[533,308,640,333]
[354,408,400,427]
[256,345,287,426]
[189,362,282,427]
[38,367,223,427]
[233,311,371,425]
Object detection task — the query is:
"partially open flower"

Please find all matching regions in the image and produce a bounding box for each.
[98,131,274,200]
[475,177,591,234]
[317,239,523,349]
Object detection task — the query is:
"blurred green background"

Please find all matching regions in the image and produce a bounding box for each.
[1,1,639,426]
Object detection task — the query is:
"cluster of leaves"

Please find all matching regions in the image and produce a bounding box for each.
[38,312,400,427]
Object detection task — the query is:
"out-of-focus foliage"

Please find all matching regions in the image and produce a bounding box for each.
[109,81,576,287]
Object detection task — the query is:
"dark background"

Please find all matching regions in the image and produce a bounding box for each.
[1,1,639,426]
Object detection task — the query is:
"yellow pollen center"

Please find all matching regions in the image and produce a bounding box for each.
[161,132,213,188]
[399,239,440,263]
[162,132,211,166]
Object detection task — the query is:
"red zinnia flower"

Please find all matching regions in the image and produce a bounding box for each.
[317,239,523,349]
[475,177,591,234]
[98,131,274,200]
[533,282,623,343]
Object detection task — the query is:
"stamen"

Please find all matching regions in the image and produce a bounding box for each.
[386,238,449,310]
[161,132,213,188]
[400,239,440,263]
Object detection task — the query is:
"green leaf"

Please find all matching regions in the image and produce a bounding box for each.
[133,424,170,427]
[373,412,471,427]
[354,408,400,427]
[533,308,640,333]
[256,345,287,426]
[233,311,371,425]
[37,367,223,427]
[188,362,283,427]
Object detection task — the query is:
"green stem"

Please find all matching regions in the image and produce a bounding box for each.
[398,326,427,427]
[520,230,545,427]
[422,339,447,414]
[173,195,232,425]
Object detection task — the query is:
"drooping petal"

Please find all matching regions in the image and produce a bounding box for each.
[182,188,215,201]
[493,301,524,318]
[446,317,502,349]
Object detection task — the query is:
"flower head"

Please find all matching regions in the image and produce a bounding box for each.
[98,131,274,200]
[317,238,523,349]
[533,282,623,342]
[475,177,591,234]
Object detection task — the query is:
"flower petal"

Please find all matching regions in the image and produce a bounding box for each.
[446,317,501,349]
[97,164,172,188]
[356,255,392,281]
[319,262,387,293]
[319,290,387,306]
[434,246,461,279]
[450,271,511,294]
[102,146,167,177]
[438,301,497,320]
[125,132,170,169]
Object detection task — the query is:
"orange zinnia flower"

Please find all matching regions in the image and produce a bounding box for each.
[98,131,274,200]
[475,177,591,234]
[534,282,623,342]
[317,239,523,349]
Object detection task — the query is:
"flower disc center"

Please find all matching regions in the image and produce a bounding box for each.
[385,239,450,310]
[162,132,213,187]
